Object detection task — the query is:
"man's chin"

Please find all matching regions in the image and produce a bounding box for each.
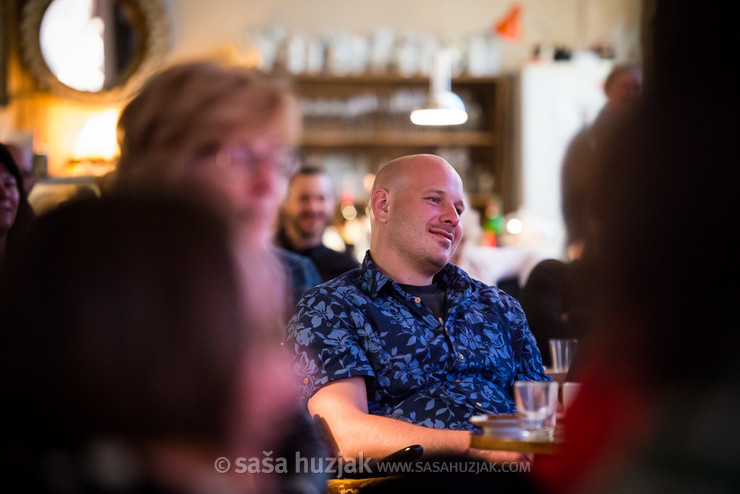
[297,222,325,238]
[427,253,452,272]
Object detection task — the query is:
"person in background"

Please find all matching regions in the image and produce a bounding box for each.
[277,167,359,282]
[0,143,35,264]
[560,63,642,255]
[519,255,589,369]
[277,246,323,313]
[5,142,36,197]
[0,194,298,493]
[535,3,740,492]
[520,64,642,371]
[4,142,36,195]
[287,154,548,464]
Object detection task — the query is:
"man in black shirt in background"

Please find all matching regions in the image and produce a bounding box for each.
[277,167,359,282]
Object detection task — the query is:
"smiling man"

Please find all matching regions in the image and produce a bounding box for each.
[286,154,548,463]
[277,167,359,282]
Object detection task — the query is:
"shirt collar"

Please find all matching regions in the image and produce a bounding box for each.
[359,251,473,303]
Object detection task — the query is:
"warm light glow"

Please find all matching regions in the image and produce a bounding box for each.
[73,110,120,160]
[506,217,524,235]
[40,0,106,92]
[341,204,358,221]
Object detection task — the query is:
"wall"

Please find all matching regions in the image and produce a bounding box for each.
[1,0,642,174]
[169,0,642,69]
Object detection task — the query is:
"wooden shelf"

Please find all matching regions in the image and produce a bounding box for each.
[292,73,502,86]
[289,73,514,211]
[301,130,499,148]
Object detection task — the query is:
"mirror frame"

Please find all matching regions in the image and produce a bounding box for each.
[19,0,171,104]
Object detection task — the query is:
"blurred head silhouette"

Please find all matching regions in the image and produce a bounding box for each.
[0,193,296,492]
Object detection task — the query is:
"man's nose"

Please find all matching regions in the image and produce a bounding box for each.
[441,203,460,225]
[306,198,326,213]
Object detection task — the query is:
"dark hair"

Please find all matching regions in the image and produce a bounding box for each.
[0,193,250,453]
[287,165,331,189]
[0,142,35,254]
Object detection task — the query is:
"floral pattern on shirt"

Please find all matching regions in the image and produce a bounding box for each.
[286,253,550,431]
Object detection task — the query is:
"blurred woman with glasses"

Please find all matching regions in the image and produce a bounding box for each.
[115,59,317,328]
[116,60,301,251]
[114,61,327,493]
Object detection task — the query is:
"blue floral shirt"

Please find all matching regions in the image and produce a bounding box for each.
[286,253,550,431]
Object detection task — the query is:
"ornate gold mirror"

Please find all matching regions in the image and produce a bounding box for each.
[19,0,170,103]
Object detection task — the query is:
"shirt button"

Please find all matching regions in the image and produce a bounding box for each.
[458,353,464,360]
[454,379,461,383]
[476,402,482,407]
[414,297,421,304]
[303,378,309,384]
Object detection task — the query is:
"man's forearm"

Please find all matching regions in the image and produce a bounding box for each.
[308,377,525,464]
[316,408,471,461]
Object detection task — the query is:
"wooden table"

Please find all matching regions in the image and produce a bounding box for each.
[327,477,397,494]
[469,414,564,455]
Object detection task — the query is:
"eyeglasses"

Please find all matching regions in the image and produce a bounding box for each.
[192,144,299,178]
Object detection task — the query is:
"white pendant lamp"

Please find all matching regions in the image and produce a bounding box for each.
[410,49,468,126]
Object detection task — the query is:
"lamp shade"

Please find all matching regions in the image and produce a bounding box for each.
[410,91,468,126]
[410,49,468,126]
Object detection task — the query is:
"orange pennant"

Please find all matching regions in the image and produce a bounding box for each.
[495,4,523,41]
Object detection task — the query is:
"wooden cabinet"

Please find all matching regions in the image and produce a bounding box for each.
[290,74,514,214]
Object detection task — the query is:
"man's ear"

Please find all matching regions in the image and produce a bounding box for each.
[370,189,390,223]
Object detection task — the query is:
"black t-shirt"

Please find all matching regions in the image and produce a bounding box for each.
[398,282,447,321]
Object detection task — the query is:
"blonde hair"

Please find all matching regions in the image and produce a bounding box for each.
[116,60,299,190]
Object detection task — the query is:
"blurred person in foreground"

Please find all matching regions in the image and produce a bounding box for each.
[277,167,359,282]
[0,194,297,493]
[534,3,740,493]
[0,143,35,264]
[115,59,317,331]
[115,61,327,493]
[287,154,548,464]
[560,63,642,256]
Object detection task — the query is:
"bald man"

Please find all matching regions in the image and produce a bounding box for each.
[286,154,548,464]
